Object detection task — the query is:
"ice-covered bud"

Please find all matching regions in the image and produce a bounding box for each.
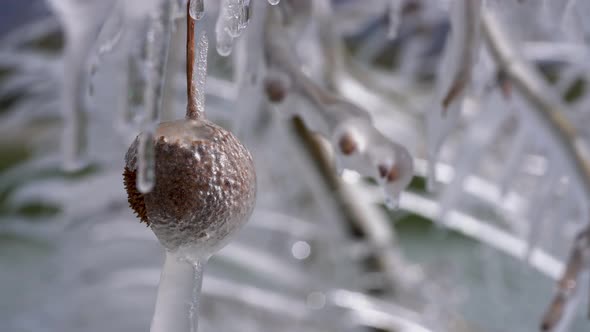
[124,119,257,254]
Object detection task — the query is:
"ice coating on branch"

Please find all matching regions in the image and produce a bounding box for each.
[387,0,403,40]
[215,0,250,56]
[440,0,481,110]
[136,0,174,193]
[264,10,414,209]
[191,35,209,115]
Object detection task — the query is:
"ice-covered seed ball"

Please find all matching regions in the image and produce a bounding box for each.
[123,119,256,254]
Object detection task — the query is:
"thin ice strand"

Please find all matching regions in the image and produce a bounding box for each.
[192,35,209,117]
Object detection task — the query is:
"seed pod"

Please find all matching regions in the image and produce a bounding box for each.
[124,119,257,254]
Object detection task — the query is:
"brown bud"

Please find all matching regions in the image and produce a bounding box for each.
[264,77,288,103]
[124,119,257,254]
[378,164,399,183]
[338,133,357,155]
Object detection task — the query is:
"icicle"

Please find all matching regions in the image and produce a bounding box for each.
[137,0,174,193]
[214,0,250,56]
[387,0,403,40]
[47,0,113,171]
[117,56,144,134]
[215,30,234,57]
[189,0,205,20]
[61,31,90,172]
[191,35,209,115]
[268,0,280,5]
[150,252,207,332]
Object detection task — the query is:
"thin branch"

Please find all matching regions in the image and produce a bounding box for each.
[482,8,590,330]
[186,0,199,120]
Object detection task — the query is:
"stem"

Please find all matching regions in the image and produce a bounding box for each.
[150,251,206,332]
[186,0,200,120]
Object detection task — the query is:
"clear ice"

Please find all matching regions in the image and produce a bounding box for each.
[136,0,174,193]
[191,35,209,115]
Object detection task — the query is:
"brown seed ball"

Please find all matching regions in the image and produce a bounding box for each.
[124,119,257,255]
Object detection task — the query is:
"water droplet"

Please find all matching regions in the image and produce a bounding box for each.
[291,241,311,260]
[216,31,233,56]
[189,0,205,20]
[268,0,280,5]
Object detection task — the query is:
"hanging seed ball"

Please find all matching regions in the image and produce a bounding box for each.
[124,119,256,255]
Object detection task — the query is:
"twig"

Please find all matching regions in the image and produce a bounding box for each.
[441,0,481,112]
[186,0,199,120]
[481,8,590,330]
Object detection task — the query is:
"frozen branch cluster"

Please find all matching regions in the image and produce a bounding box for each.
[421,1,590,330]
[263,8,414,209]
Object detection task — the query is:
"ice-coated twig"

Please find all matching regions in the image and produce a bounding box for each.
[264,8,414,209]
[186,1,209,121]
[137,0,175,193]
[541,228,589,331]
[440,0,482,111]
[425,0,482,189]
[482,8,590,330]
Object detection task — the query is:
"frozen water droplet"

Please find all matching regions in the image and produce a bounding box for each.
[216,30,233,56]
[291,241,311,260]
[189,0,205,20]
[268,0,280,5]
[137,131,156,193]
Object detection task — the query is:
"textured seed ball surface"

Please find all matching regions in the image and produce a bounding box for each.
[125,119,256,254]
